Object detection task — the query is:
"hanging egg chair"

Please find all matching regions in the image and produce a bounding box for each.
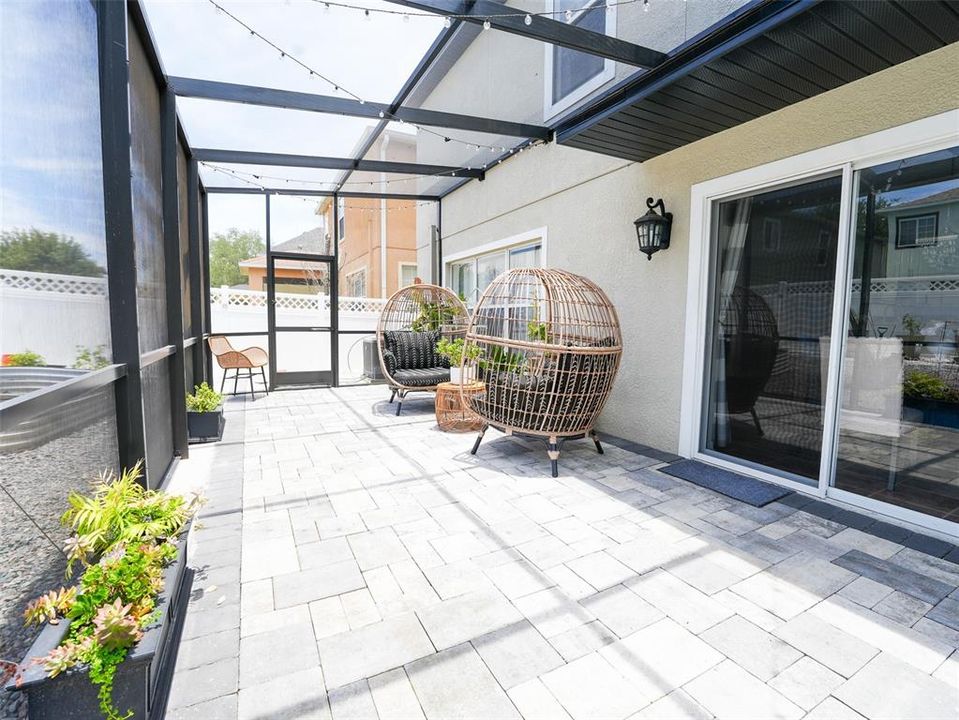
[376,283,467,415]
[461,268,622,477]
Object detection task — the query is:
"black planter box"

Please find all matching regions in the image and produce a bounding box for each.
[187,409,223,443]
[904,397,959,429]
[5,529,193,720]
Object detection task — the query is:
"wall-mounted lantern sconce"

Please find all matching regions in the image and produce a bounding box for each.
[634,197,672,261]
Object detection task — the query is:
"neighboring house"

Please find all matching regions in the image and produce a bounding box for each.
[878,186,959,278]
[318,130,420,299]
[239,227,330,292]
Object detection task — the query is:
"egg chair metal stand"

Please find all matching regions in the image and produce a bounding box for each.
[461,268,623,477]
[375,283,468,416]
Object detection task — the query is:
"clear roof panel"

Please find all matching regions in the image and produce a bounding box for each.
[142,0,445,103]
[199,163,342,191]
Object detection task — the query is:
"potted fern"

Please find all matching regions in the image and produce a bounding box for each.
[436,337,482,384]
[186,382,223,442]
[5,463,200,720]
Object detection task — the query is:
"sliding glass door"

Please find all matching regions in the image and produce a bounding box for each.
[697,131,959,530]
[703,175,842,483]
[833,147,959,520]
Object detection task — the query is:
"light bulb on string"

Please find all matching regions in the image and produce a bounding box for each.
[483,19,491,29]
[524,13,532,25]
[643,0,649,11]
[443,16,451,28]
[565,9,573,21]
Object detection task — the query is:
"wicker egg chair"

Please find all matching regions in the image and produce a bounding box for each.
[461,268,622,477]
[376,283,468,416]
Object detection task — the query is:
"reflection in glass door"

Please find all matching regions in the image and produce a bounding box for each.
[268,254,334,387]
[703,175,843,482]
[834,146,959,519]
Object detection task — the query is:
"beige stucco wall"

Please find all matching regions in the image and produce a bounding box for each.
[440,43,959,454]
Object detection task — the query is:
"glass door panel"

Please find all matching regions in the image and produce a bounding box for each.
[703,175,843,482]
[834,146,959,519]
[269,255,333,386]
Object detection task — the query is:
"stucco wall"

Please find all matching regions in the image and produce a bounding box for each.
[440,43,959,454]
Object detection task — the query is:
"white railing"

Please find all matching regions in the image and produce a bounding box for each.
[210,286,387,313]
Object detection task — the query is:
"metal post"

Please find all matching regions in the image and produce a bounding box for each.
[266,194,277,390]
[201,190,213,384]
[96,0,146,475]
[331,192,341,386]
[187,158,204,390]
[437,198,443,286]
[161,86,189,459]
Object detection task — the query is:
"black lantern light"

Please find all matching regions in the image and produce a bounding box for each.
[634,197,673,261]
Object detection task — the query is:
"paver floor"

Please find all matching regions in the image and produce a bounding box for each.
[165,386,959,720]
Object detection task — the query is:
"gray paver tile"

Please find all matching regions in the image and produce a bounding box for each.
[803,697,866,720]
[773,612,878,678]
[348,528,411,570]
[768,656,844,711]
[272,560,366,609]
[485,558,557,599]
[417,587,523,650]
[329,679,378,720]
[579,584,663,638]
[626,568,733,633]
[633,690,713,720]
[684,659,804,720]
[700,614,802,681]
[368,668,426,720]
[241,603,312,637]
[239,619,319,687]
[540,651,650,720]
[166,693,238,720]
[513,587,595,638]
[837,576,894,609]
[834,652,959,720]
[168,656,238,710]
[873,590,933,626]
[297,536,356,570]
[566,551,636,590]
[507,678,573,720]
[406,643,521,720]
[928,596,959,632]
[318,611,435,689]
[832,550,955,604]
[175,627,240,671]
[472,620,564,689]
[237,667,331,720]
[547,619,618,661]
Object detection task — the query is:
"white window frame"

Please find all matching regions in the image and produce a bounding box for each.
[344,267,366,298]
[398,261,418,288]
[679,109,959,538]
[543,0,616,121]
[896,213,939,248]
[444,227,548,305]
[337,196,346,242]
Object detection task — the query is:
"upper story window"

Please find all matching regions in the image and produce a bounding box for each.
[337,196,346,241]
[545,0,615,119]
[896,213,938,248]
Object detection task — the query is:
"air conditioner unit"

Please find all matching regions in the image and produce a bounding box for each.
[362,336,383,380]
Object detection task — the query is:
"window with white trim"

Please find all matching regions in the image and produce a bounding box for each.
[399,262,418,288]
[545,0,615,118]
[337,196,346,241]
[896,213,938,248]
[345,267,366,297]
[449,241,543,307]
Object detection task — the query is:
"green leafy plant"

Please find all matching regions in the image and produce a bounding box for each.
[20,465,199,719]
[436,337,483,367]
[903,371,959,402]
[901,314,924,360]
[479,345,526,374]
[185,383,222,413]
[410,296,464,332]
[74,345,111,371]
[5,350,45,367]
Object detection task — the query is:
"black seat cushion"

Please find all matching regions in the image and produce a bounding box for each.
[383,330,448,372]
[392,367,450,387]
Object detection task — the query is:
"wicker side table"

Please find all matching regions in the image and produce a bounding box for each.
[435,381,485,433]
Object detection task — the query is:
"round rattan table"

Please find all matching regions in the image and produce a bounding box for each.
[435,380,485,433]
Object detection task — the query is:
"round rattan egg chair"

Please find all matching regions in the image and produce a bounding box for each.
[461,268,622,477]
[376,283,468,416]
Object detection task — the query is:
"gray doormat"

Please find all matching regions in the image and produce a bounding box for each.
[661,459,792,507]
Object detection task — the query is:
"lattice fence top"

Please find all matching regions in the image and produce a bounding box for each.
[0,268,107,296]
[209,287,386,313]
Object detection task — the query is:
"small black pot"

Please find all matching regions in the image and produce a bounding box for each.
[187,409,223,443]
[5,530,193,720]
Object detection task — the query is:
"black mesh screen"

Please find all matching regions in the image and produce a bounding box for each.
[183,345,196,394]
[141,358,173,488]
[128,19,167,352]
[178,139,192,338]
[0,386,118,664]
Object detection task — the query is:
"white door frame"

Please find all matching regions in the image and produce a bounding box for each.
[679,109,959,536]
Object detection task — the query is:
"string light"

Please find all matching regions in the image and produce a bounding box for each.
[307,0,641,22]
[205,0,539,157]
[524,14,532,26]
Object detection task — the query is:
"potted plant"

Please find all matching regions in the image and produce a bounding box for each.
[3,350,46,367]
[903,370,959,429]
[901,313,923,360]
[185,382,223,443]
[436,337,483,384]
[5,462,201,720]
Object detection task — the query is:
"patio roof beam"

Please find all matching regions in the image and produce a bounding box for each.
[203,187,440,201]
[168,77,549,141]
[192,148,485,178]
[383,0,668,68]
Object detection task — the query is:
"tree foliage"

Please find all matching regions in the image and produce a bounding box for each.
[209,228,264,287]
[0,228,105,277]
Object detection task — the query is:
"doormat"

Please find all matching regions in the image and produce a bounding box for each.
[661,459,791,507]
